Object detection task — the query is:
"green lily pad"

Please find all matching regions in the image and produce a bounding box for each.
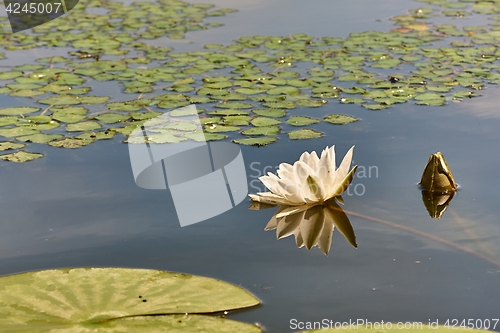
[252,109,286,117]
[339,97,364,104]
[0,107,40,116]
[223,116,251,126]
[414,92,444,100]
[16,134,64,143]
[215,102,254,109]
[38,95,81,105]
[76,131,116,141]
[204,124,241,133]
[96,113,130,124]
[235,87,267,95]
[324,114,360,125]
[286,116,320,126]
[241,126,280,136]
[0,127,40,138]
[52,107,88,123]
[233,137,277,146]
[131,112,163,120]
[48,138,94,148]
[0,268,260,331]
[24,116,51,123]
[0,142,25,151]
[288,129,323,139]
[66,121,102,132]
[267,86,300,95]
[250,117,282,127]
[262,101,295,109]
[9,89,45,97]
[208,110,249,116]
[362,104,391,110]
[0,71,23,80]
[0,117,19,127]
[147,133,187,144]
[295,99,327,107]
[80,96,110,104]
[0,150,43,162]
[183,131,228,142]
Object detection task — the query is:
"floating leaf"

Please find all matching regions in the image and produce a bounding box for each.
[80,96,110,104]
[16,134,64,143]
[241,126,280,136]
[76,131,116,141]
[38,95,81,105]
[0,127,40,138]
[0,268,260,331]
[204,124,241,133]
[0,150,43,162]
[0,142,25,151]
[288,129,323,139]
[250,117,281,127]
[183,131,228,142]
[295,99,327,107]
[49,138,93,148]
[252,109,286,118]
[362,104,391,110]
[66,121,102,132]
[215,102,253,109]
[233,137,277,146]
[286,116,320,126]
[96,113,130,124]
[0,117,18,127]
[208,110,249,116]
[0,107,40,116]
[324,114,360,125]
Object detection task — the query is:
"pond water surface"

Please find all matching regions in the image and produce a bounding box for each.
[1,1,500,332]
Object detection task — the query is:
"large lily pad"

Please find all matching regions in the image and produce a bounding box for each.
[0,268,260,332]
[287,128,324,139]
[0,150,43,162]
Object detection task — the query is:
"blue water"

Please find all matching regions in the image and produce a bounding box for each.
[1,1,500,332]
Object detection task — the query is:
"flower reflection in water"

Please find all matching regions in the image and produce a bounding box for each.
[251,199,356,256]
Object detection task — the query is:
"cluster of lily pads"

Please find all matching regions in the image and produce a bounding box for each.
[2,0,500,161]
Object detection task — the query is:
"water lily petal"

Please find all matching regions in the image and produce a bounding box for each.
[248,193,291,206]
[331,145,355,194]
[330,165,358,198]
[276,179,306,204]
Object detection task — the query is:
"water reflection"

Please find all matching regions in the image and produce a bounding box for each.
[421,190,455,219]
[418,152,457,219]
[251,199,356,255]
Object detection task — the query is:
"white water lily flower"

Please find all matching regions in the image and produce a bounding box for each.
[249,146,357,209]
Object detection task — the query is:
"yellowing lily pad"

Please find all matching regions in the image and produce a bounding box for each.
[233,137,277,146]
[324,114,360,125]
[48,138,93,148]
[0,142,25,151]
[287,129,323,139]
[0,150,43,162]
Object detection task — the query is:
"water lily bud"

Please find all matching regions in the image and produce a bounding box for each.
[419,152,457,192]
